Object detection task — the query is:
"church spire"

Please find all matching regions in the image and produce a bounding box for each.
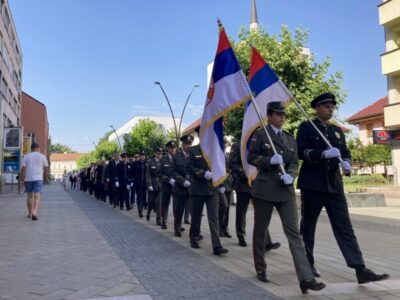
[250,0,259,30]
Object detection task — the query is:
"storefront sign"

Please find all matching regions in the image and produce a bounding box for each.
[373,130,391,144]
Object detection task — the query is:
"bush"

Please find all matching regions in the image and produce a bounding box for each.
[343,174,388,186]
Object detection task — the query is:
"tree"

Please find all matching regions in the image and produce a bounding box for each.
[124,119,168,155]
[95,140,118,160]
[49,143,75,153]
[98,130,113,144]
[225,26,346,141]
[76,151,97,169]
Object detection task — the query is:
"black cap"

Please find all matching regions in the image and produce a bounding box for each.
[155,147,163,153]
[267,102,285,113]
[31,142,39,150]
[166,140,177,148]
[139,150,146,155]
[180,135,194,144]
[311,92,337,108]
[121,153,128,158]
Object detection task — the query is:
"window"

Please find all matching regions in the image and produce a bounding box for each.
[1,79,7,96]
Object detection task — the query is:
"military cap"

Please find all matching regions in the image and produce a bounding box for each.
[180,134,194,143]
[155,147,163,153]
[139,150,146,155]
[311,92,337,108]
[121,153,128,158]
[267,101,285,113]
[166,140,177,148]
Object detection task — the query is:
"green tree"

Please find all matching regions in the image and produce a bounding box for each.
[95,140,118,160]
[76,151,97,169]
[124,119,168,155]
[226,26,346,141]
[49,143,75,153]
[98,130,113,144]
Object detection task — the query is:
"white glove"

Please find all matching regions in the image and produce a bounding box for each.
[183,180,191,187]
[148,186,154,191]
[270,154,283,165]
[323,147,341,159]
[339,161,352,172]
[115,181,119,188]
[204,171,213,180]
[218,187,226,194]
[130,183,134,187]
[169,178,175,186]
[280,174,294,185]
[106,178,110,183]
[126,185,130,190]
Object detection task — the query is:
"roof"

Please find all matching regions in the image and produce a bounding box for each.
[50,153,85,161]
[183,118,201,135]
[347,96,388,124]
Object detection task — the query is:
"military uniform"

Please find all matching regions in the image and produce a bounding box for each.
[106,158,119,207]
[117,154,133,211]
[145,152,162,224]
[132,152,147,217]
[187,145,228,254]
[248,109,315,283]
[218,154,234,237]
[159,145,176,229]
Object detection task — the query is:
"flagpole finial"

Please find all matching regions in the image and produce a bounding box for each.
[217,18,223,28]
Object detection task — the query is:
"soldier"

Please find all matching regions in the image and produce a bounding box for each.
[229,140,281,249]
[117,153,133,211]
[172,135,193,237]
[159,140,177,230]
[106,153,120,208]
[297,93,389,284]
[132,150,147,217]
[248,102,325,294]
[129,156,136,207]
[146,147,163,224]
[187,144,229,256]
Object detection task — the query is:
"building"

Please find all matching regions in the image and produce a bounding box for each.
[21,92,50,157]
[50,153,85,180]
[0,0,23,184]
[379,0,400,184]
[347,96,388,145]
[109,115,182,147]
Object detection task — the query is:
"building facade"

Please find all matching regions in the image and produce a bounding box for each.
[0,0,22,183]
[379,0,400,184]
[50,153,85,180]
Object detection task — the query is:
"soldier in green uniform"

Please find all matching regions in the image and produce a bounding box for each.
[248,102,325,294]
[171,135,193,237]
[187,144,229,256]
[145,147,163,224]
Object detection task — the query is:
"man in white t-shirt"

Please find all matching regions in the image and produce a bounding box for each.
[19,143,49,221]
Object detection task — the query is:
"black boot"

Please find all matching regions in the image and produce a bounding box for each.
[356,267,390,284]
[299,278,326,294]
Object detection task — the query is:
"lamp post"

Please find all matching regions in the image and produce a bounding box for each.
[154,82,199,142]
[109,125,123,152]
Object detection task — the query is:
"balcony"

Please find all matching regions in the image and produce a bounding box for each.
[379,0,400,26]
[384,102,400,127]
[381,48,400,75]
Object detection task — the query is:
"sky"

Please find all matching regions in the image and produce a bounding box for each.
[9,0,385,152]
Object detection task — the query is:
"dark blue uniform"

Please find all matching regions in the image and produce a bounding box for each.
[117,162,133,210]
[132,160,147,216]
[106,159,119,207]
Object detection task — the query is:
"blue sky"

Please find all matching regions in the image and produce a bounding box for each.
[9,0,385,152]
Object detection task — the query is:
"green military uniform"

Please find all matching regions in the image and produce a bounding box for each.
[248,124,314,282]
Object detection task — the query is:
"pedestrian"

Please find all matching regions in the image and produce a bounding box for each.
[248,102,325,294]
[159,140,177,229]
[19,143,49,221]
[187,143,229,256]
[172,135,193,237]
[296,92,390,284]
[62,170,69,191]
[145,148,163,224]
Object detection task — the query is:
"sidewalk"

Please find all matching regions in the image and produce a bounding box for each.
[0,183,399,300]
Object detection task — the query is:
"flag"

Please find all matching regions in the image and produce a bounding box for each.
[241,47,293,184]
[199,24,251,186]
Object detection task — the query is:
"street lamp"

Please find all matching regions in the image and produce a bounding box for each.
[109,125,123,152]
[154,82,199,142]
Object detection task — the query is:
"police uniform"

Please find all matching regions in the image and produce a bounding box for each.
[171,135,193,236]
[248,102,320,290]
[132,151,147,217]
[145,148,162,224]
[159,141,177,229]
[106,157,119,207]
[297,93,389,283]
[187,145,228,255]
[117,153,133,211]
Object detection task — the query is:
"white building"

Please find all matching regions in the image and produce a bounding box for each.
[109,115,182,146]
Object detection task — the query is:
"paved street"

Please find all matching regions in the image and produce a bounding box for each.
[0,183,399,300]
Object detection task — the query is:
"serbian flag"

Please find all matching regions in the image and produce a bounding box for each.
[200,24,251,186]
[241,47,293,184]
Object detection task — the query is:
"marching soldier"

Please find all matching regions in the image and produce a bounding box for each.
[146,147,163,224]
[187,144,229,255]
[106,153,120,208]
[94,159,107,202]
[229,140,281,249]
[172,135,193,237]
[129,156,136,207]
[117,153,133,211]
[248,102,325,294]
[132,150,147,217]
[297,92,389,283]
